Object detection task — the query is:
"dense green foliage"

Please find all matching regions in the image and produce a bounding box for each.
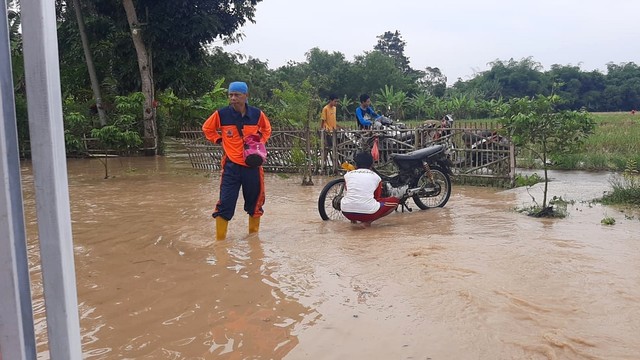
[451,58,640,112]
[55,0,262,96]
[7,1,640,157]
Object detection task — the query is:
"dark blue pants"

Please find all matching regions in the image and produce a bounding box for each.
[212,159,265,221]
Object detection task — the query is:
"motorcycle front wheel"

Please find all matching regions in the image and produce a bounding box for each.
[413,166,452,209]
[318,178,347,221]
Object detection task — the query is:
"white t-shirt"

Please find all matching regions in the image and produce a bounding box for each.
[340,169,381,214]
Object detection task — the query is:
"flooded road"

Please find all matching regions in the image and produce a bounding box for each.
[22,156,640,359]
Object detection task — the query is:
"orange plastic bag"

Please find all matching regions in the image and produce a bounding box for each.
[371,138,380,162]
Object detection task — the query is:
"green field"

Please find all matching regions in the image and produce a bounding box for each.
[547,112,640,172]
[449,112,639,172]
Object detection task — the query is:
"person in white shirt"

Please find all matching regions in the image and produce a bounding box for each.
[340,152,399,225]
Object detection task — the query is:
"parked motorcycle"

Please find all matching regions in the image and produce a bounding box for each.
[372,115,413,142]
[461,129,510,167]
[335,116,414,165]
[352,115,414,163]
[421,114,511,168]
[420,114,458,163]
[318,144,453,221]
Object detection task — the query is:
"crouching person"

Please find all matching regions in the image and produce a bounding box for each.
[340,152,399,225]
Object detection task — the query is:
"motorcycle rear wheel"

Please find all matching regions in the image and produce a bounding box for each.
[413,166,451,209]
[318,178,347,221]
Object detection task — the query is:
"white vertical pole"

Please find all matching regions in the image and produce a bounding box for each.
[21,0,83,358]
[0,2,36,359]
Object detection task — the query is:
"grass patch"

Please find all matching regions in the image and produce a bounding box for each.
[599,171,640,206]
[515,172,543,187]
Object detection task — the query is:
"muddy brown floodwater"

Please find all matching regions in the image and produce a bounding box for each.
[21,155,640,360]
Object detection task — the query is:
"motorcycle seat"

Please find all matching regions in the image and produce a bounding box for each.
[392,145,444,162]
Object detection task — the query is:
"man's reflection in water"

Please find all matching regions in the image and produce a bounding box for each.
[206,238,309,359]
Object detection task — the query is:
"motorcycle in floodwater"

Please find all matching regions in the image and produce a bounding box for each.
[318,144,453,221]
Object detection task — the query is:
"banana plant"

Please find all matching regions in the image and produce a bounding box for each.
[410,92,431,120]
[429,97,447,119]
[376,85,409,119]
[376,85,396,115]
[392,90,409,120]
[340,94,354,121]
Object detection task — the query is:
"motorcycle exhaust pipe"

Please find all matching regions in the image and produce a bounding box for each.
[406,185,437,197]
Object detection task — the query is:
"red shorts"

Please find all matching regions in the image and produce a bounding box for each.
[342,197,399,223]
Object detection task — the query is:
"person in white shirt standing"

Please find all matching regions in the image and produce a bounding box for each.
[340,152,399,225]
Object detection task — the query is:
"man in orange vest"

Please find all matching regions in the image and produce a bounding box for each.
[202,81,272,240]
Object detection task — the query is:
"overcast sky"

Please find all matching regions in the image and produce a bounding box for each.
[222,0,639,85]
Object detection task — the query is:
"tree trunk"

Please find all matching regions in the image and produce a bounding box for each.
[72,0,107,126]
[122,0,157,155]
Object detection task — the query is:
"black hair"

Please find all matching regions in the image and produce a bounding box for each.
[359,94,370,103]
[329,94,338,101]
[354,151,374,169]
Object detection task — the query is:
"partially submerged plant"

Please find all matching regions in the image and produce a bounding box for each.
[516,196,570,218]
[601,216,616,225]
[600,159,640,206]
[498,94,595,215]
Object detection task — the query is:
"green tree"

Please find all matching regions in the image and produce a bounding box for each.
[89,92,145,178]
[452,57,550,101]
[271,81,317,127]
[156,78,227,136]
[121,0,157,154]
[303,47,350,99]
[418,66,447,97]
[71,0,107,125]
[498,95,596,213]
[603,62,640,111]
[134,0,263,93]
[271,80,320,185]
[54,0,263,154]
[374,30,411,74]
[351,51,410,98]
